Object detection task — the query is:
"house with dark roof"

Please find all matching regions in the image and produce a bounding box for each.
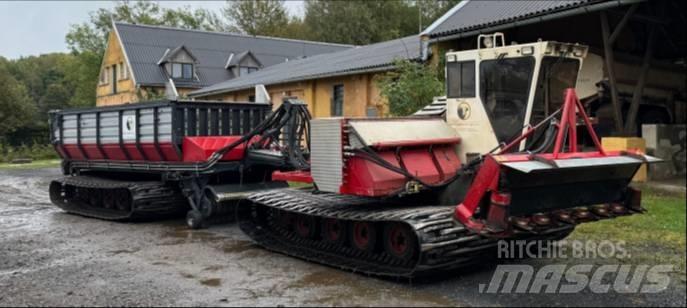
[189,36,421,118]
[95,22,351,106]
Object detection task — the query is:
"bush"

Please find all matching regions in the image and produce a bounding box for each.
[375,59,444,116]
[0,142,58,163]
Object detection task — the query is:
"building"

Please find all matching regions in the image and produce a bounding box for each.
[189,36,421,118]
[96,22,352,106]
[191,0,685,129]
[420,0,686,131]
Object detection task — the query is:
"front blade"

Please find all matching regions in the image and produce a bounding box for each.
[499,154,659,216]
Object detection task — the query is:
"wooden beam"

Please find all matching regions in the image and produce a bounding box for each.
[623,27,656,135]
[624,28,658,135]
[609,4,639,44]
[600,11,625,133]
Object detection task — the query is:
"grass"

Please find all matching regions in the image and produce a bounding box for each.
[568,188,686,281]
[0,159,61,170]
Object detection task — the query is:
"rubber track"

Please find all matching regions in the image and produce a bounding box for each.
[238,189,576,278]
[50,176,188,221]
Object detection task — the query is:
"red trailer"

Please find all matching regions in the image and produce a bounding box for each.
[49,99,311,227]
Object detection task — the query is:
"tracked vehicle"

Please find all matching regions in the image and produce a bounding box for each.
[237,34,660,277]
[49,96,311,227]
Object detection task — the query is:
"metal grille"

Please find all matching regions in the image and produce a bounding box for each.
[310,118,344,193]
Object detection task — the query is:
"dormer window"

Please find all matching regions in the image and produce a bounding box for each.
[225,50,263,78]
[157,45,198,81]
[239,66,258,76]
[171,63,194,80]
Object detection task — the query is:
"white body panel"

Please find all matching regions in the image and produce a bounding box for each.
[348,118,459,149]
[444,39,587,162]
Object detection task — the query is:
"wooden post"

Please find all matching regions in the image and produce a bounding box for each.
[600,11,625,133]
[624,25,656,136]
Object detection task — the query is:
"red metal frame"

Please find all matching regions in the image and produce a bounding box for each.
[453,88,634,235]
[272,170,314,183]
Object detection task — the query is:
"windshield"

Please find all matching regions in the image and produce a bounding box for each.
[479,56,535,144]
[529,57,581,124]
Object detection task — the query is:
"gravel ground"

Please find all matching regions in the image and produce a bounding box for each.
[1,168,685,307]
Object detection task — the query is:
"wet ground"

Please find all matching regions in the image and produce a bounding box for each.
[1,168,685,306]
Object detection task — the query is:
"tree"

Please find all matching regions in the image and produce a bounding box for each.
[222,0,291,37]
[65,51,102,108]
[417,0,461,32]
[376,59,444,116]
[0,59,36,138]
[302,0,417,45]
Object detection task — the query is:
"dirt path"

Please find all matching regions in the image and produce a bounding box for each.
[1,168,685,306]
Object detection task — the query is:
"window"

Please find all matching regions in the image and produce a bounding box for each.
[170,63,193,80]
[171,63,183,79]
[119,62,126,80]
[111,64,118,94]
[182,63,193,79]
[248,95,256,102]
[530,57,580,124]
[479,56,535,144]
[100,69,107,84]
[447,61,475,98]
[331,84,344,116]
[239,66,258,76]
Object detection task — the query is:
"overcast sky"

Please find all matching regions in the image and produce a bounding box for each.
[0,1,304,59]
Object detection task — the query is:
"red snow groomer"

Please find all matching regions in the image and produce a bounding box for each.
[239,36,660,277]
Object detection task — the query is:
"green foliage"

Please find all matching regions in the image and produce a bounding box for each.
[220,0,461,44]
[66,51,102,108]
[417,0,462,31]
[0,59,36,138]
[222,0,291,37]
[0,143,58,163]
[1,53,80,142]
[302,0,416,45]
[376,59,444,116]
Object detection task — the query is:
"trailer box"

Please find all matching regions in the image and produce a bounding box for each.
[49,100,271,162]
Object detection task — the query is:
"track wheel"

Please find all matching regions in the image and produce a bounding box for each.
[350,221,377,252]
[383,223,417,261]
[115,189,131,211]
[186,210,204,229]
[295,214,318,239]
[102,189,116,209]
[322,218,346,244]
[88,188,102,208]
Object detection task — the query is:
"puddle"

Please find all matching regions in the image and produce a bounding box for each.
[290,270,458,306]
[160,226,224,245]
[222,240,255,254]
[200,278,222,287]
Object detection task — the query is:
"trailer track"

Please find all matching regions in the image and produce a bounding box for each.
[238,189,576,278]
[49,176,188,221]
